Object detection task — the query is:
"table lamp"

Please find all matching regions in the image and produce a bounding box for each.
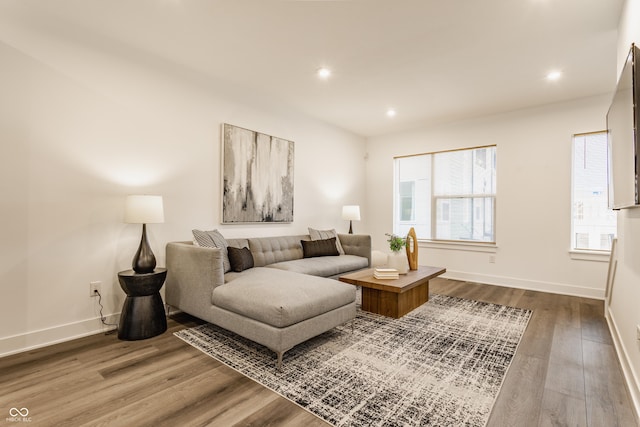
[124,195,164,274]
[342,205,360,234]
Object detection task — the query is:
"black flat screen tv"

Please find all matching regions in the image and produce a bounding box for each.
[607,43,640,210]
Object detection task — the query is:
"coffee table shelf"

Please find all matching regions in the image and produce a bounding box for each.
[339,266,446,318]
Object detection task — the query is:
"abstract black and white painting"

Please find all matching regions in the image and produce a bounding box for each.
[222,123,294,223]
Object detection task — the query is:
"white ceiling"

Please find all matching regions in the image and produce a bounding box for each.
[0,0,624,137]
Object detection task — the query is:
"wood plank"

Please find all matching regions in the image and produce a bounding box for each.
[232,397,329,427]
[429,277,464,295]
[580,300,613,345]
[582,339,637,426]
[553,294,582,329]
[488,353,547,426]
[21,344,214,426]
[544,325,585,398]
[538,389,587,427]
[184,386,284,427]
[506,290,559,364]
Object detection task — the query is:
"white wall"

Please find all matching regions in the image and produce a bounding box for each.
[607,0,640,415]
[365,95,611,298]
[0,30,366,355]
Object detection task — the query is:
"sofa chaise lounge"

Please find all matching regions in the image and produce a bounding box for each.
[166,233,371,367]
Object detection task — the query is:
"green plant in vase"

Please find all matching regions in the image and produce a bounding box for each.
[385,233,406,253]
[385,233,409,274]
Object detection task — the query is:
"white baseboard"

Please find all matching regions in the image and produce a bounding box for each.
[606,307,640,425]
[441,270,605,300]
[0,313,119,358]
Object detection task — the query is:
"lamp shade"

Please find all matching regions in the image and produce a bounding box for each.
[124,195,164,224]
[342,205,361,221]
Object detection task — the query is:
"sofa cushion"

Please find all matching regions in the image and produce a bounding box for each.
[226,238,249,250]
[309,228,345,255]
[248,235,306,267]
[267,255,368,277]
[227,246,254,272]
[192,229,231,273]
[212,267,355,328]
[301,238,339,258]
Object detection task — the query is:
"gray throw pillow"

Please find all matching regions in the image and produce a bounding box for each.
[192,229,231,273]
[301,237,340,258]
[308,227,345,255]
[227,246,254,272]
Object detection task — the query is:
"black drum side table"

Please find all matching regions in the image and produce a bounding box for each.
[117,268,168,340]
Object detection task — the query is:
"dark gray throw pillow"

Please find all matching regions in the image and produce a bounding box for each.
[227,246,254,272]
[301,237,340,258]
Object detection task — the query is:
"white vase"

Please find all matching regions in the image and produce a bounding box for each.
[387,251,409,274]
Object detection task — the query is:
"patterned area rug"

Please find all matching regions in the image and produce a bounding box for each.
[175,294,531,427]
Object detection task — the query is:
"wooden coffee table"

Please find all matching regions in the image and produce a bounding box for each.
[339,266,446,318]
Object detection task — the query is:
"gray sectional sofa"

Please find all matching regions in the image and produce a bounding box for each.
[165,233,371,368]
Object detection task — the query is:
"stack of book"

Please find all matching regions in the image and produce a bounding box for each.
[373,268,399,280]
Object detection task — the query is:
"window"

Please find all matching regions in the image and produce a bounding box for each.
[399,182,415,221]
[394,155,431,238]
[571,132,616,251]
[394,146,496,243]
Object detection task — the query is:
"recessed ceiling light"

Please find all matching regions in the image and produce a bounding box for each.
[546,70,562,81]
[317,67,331,79]
[386,109,397,118]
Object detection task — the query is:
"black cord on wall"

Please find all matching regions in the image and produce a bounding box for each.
[95,290,118,334]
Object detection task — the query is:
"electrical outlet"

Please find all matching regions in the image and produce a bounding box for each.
[489,255,496,263]
[89,281,101,297]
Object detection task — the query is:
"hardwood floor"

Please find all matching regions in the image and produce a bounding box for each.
[1,279,637,427]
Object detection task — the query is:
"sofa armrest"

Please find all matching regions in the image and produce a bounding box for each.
[165,241,225,319]
[338,234,372,267]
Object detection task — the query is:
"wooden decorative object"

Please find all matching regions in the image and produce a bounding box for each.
[406,227,418,270]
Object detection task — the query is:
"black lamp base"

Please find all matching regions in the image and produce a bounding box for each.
[132,223,156,274]
[348,220,354,234]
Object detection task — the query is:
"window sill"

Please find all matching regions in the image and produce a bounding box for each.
[419,240,497,253]
[569,250,610,262]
